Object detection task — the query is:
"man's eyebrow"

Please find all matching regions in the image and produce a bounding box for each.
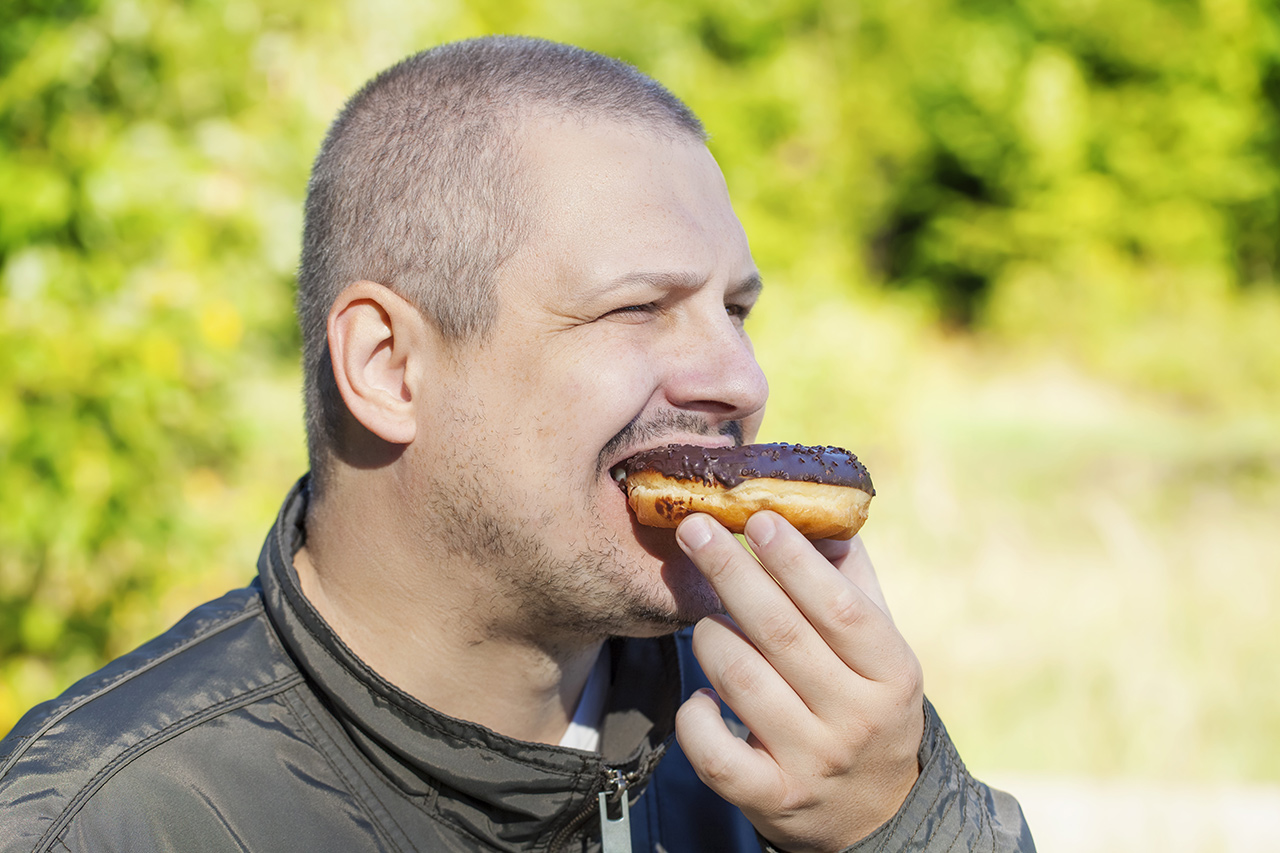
[593,270,765,297]
[732,272,764,298]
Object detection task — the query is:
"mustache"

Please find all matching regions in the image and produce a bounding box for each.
[597,411,744,476]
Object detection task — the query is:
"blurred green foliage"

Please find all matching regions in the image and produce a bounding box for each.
[0,0,309,720]
[2,0,1278,778]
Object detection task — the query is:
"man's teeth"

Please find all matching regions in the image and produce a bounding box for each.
[611,466,627,483]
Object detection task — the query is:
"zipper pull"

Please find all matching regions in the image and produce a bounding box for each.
[598,769,632,853]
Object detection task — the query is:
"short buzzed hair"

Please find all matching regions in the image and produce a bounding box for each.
[297,36,706,485]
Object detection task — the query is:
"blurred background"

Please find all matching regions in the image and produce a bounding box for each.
[2,0,1278,849]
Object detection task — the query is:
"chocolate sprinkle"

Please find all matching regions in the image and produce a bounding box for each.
[620,442,874,495]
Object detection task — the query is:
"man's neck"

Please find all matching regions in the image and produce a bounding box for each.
[293,499,604,746]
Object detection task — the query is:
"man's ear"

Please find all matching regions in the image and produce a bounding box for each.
[327,280,431,446]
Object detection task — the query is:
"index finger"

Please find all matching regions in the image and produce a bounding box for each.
[740,512,915,685]
[675,514,850,696]
[676,512,905,688]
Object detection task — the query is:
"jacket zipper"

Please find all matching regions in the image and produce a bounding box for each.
[597,768,632,853]
[548,765,641,853]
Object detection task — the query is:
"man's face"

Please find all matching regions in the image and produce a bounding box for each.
[408,118,768,642]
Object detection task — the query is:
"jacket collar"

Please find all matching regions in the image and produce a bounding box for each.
[257,477,679,850]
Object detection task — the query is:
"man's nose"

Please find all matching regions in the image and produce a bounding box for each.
[661,311,769,422]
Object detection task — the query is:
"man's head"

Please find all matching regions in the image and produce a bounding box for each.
[298,36,706,483]
[298,37,769,641]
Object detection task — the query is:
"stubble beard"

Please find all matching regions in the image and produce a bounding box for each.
[413,463,719,646]
[409,406,743,646]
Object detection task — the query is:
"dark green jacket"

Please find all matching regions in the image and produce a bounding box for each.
[0,482,1034,852]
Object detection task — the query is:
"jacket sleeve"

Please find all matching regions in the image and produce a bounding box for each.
[761,698,1036,853]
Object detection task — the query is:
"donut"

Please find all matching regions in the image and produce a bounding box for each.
[613,443,874,540]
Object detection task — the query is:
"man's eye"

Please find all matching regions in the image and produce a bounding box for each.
[605,303,657,319]
[726,303,751,321]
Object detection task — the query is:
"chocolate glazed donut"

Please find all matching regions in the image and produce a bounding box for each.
[614,443,875,540]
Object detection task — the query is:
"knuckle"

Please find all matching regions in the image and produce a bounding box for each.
[889,649,925,699]
[772,782,819,817]
[906,654,925,695]
[768,546,808,578]
[756,611,806,655]
[717,650,764,697]
[696,749,736,787]
[847,711,883,744]
[699,547,738,583]
[827,588,868,632]
[812,743,856,779]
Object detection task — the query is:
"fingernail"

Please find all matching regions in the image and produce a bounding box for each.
[745,512,776,548]
[677,515,713,552]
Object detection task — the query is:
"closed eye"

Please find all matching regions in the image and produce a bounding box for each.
[603,303,658,321]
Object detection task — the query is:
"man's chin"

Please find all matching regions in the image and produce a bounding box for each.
[609,551,722,638]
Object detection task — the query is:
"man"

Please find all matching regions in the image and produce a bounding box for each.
[1,37,1033,852]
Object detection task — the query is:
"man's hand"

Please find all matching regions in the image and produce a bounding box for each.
[673,511,924,853]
